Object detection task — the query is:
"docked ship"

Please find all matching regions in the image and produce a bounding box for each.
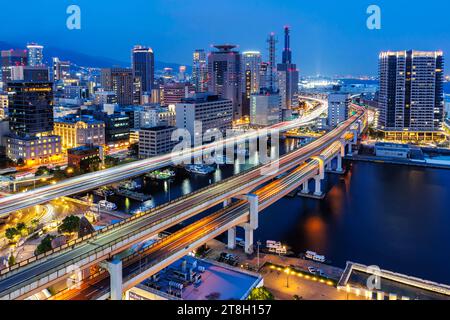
[97,200,117,211]
[184,164,215,175]
[146,169,176,180]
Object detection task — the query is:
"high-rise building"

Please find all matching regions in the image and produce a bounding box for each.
[101,68,134,106]
[328,93,350,127]
[1,50,28,83]
[192,49,208,93]
[160,82,195,106]
[6,81,54,136]
[52,57,70,81]
[26,43,44,67]
[378,50,444,137]
[267,33,278,92]
[4,81,60,164]
[175,93,233,145]
[277,26,299,109]
[10,66,49,82]
[0,93,8,119]
[250,88,282,127]
[207,45,242,119]
[241,51,262,117]
[259,62,269,90]
[178,66,187,82]
[138,125,177,158]
[131,46,154,94]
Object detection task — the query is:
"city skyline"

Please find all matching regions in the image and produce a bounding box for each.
[0,0,449,76]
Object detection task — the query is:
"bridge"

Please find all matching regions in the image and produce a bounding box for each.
[0,97,327,218]
[0,100,366,300]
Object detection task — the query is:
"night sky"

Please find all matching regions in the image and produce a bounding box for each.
[1,0,448,76]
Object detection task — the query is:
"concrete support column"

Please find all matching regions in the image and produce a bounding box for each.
[101,259,123,300]
[223,198,230,208]
[348,143,353,155]
[247,194,258,230]
[244,224,254,255]
[301,180,309,194]
[336,154,343,173]
[227,227,236,250]
[314,175,323,197]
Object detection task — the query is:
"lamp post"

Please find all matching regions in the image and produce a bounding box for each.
[256,240,261,269]
[285,267,290,288]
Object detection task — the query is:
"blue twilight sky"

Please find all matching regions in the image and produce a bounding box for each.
[0,0,448,76]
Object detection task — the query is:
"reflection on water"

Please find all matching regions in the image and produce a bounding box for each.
[97,137,450,283]
[256,162,450,284]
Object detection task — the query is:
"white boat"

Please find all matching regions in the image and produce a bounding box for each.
[304,250,326,263]
[98,200,117,211]
[185,164,215,175]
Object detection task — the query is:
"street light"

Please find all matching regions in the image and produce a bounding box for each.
[256,240,261,269]
[284,267,290,288]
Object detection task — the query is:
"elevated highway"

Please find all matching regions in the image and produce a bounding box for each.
[0,97,327,218]
[0,102,365,300]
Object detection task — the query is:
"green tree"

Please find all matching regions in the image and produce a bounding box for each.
[16,222,26,231]
[248,287,275,300]
[8,255,15,267]
[5,228,19,241]
[58,215,81,234]
[35,235,55,255]
[35,166,50,176]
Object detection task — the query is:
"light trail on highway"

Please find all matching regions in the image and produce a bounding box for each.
[0,96,327,218]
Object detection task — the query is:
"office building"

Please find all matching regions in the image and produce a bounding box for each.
[94,91,117,105]
[207,45,242,119]
[160,82,195,106]
[132,46,154,95]
[10,66,49,82]
[241,51,262,117]
[250,88,282,127]
[26,43,44,67]
[0,93,7,119]
[4,134,61,164]
[192,49,208,92]
[138,125,177,158]
[52,57,70,81]
[101,68,134,105]
[178,66,187,82]
[53,115,105,149]
[94,112,130,147]
[6,81,54,136]
[139,104,176,129]
[176,93,233,145]
[259,62,269,90]
[1,50,27,82]
[68,145,103,171]
[378,50,445,141]
[277,27,299,109]
[328,93,350,127]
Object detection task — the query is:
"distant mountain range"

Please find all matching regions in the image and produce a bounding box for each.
[0,41,189,72]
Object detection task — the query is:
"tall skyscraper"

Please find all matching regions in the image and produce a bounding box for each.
[267,33,278,92]
[378,50,444,136]
[131,46,154,94]
[26,43,44,67]
[277,26,299,109]
[52,57,70,81]
[1,50,28,82]
[6,81,54,136]
[192,49,208,92]
[207,45,242,119]
[241,51,262,117]
[101,68,134,105]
